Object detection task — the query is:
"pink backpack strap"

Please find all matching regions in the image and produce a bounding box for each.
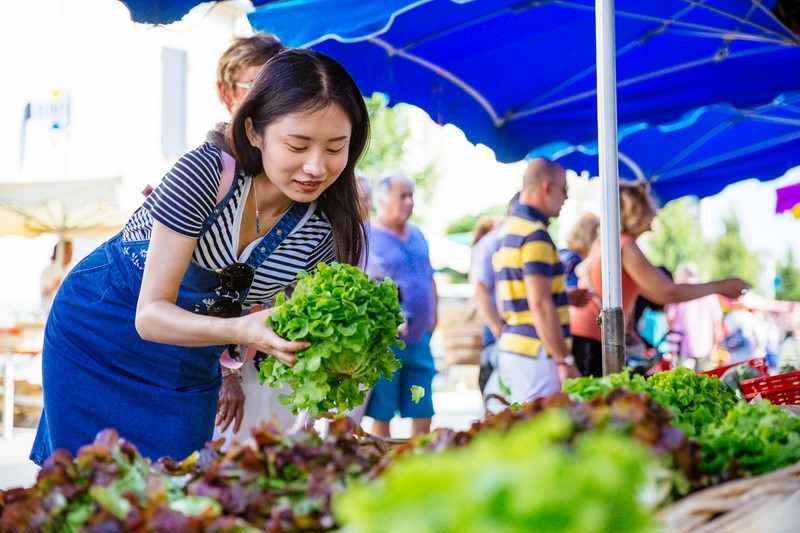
[141,149,237,201]
[216,150,237,204]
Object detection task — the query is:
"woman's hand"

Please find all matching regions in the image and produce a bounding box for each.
[717,278,751,299]
[238,308,309,367]
[216,372,245,434]
[567,287,592,307]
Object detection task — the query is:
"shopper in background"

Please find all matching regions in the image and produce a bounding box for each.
[356,171,373,220]
[40,240,73,318]
[365,174,437,438]
[493,159,581,405]
[570,182,750,377]
[211,33,296,446]
[558,212,600,289]
[470,193,519,395]
[216,32,285,114]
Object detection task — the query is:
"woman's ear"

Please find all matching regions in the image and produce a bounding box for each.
[245,117,262,149]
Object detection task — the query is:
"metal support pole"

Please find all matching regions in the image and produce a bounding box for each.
[600,308,626,375]
[596,0,625,374]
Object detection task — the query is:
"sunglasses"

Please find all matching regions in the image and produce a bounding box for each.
[208,263,255,319]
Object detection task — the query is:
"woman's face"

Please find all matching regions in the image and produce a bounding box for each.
[247,103,352,203]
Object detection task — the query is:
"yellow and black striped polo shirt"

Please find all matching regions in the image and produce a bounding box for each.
[492,204,570,358]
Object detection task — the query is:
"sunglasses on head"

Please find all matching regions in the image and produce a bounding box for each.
[208,263,255,319]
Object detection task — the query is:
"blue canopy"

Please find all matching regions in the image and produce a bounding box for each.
[117,0,271,25]
[532,92,800,202]
[249,0,800,163]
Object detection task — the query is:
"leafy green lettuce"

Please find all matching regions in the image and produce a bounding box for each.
[259,262,404,416]
[410,385,425,404]
[335,409,661,533]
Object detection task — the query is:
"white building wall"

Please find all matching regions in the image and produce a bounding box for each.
[0,0,248,209]
[0,0,251,315]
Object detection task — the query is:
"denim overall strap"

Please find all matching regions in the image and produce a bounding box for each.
[243,202,309,271]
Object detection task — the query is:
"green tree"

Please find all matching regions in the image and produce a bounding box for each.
[445,203,507,235]
[709,212,761,287]
[643,197,709,274]
[357,94,439,194]
[776,249,800,301]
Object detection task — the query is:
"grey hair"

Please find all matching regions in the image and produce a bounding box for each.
[374,174,413,206]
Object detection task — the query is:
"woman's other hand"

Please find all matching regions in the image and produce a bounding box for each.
[216,372,245,433]
[717,277,751,299]
[567,287,592,307]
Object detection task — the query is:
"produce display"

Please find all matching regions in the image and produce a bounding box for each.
[698,400,800,480]
[564,367,738,437]
[4,365,800,532]
[0,419,383,532]
[719,363,761,398]
[565,367,800,487]
[372,390,701,505]
[259,262,405,416]
[336,409,662,533]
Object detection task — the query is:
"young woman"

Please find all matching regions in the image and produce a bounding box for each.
[569,181,749,378]
[31,49,370,464]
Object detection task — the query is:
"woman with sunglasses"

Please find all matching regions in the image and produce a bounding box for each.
[31,49,370,465]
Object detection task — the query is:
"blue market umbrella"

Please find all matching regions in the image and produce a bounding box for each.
[249,0,800,164]
[249,0,799,374]
[531,92,800,202]
[117,0,271,25]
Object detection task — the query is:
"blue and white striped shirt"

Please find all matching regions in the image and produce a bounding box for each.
[123,142,334,307]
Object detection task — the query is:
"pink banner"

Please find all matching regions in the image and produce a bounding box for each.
[776,181,800,214]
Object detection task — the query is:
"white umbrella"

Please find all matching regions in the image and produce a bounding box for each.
[0,176,132,271]
[0,177,131,240]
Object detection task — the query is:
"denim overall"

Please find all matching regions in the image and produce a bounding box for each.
[31,180,307,465]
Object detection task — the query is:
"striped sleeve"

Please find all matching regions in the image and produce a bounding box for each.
[144,142,222,238]
[521,229,558,278]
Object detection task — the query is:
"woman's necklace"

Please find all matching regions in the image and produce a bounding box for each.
[252,176,292,234]
[253,176,262,234]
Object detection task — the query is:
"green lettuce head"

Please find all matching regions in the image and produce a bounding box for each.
[259,262,405,416]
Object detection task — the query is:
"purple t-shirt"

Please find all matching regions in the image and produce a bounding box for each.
[367,223,435,345]
[470,226,501,345]
[471,226,501,292]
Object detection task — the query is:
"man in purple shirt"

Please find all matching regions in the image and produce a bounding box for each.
[365,174,437,438]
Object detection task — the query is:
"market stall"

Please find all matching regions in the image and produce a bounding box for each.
[4,362,800,532]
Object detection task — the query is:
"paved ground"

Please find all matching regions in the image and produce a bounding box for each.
[0,389,485,490]
[0,428,38,490]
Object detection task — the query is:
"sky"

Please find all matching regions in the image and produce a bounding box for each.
[700,167,800,262]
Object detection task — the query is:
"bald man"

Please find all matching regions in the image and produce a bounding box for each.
[492,159,581,404]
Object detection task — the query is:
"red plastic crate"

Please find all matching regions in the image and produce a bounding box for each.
[740,370,800,405]
[699,357,768,379]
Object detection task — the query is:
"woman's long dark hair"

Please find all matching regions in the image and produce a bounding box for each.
[226,48,369,266]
